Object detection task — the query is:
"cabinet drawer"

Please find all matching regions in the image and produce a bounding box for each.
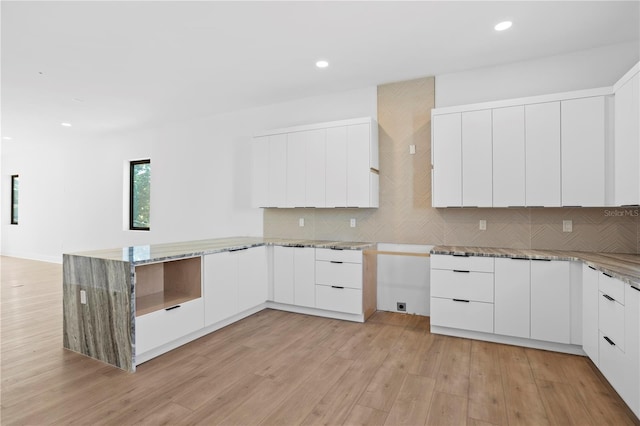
[135,298,204,356]
[315,285,362,314]
[599,292,625,351]
[599,331,627,397]
[316,261,362,289]
[315,248,362,264]
[431,269,494,303]
[430,297,494,333]
[599,273,625,305]
[431,254,494,273]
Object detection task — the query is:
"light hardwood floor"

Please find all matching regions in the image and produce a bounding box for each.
[1,256,638,425]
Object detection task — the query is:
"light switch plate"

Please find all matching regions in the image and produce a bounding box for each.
[479,220,487,231]
[350,218,356,228]
[299,218,304,227]
[409,145,416,155]
[563,220,573,233]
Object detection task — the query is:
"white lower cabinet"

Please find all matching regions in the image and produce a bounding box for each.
[582,267,640,418]
[582,265,599,364]
[430,298,494,333]
[136,298,204,356]
[315,285,361,314]
[204,246,267,327]
[494,258,530,339]
[272,246,315,307]
[530,260,570,344]
[314,248,363,314]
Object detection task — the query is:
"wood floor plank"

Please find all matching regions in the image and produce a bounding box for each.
[536,379,595,425]
[470,340,502,377]
[357,365,407,412]
[343,404,389,426]
[502,380,550,426]
[499,345,535,386]
[426,391,468,426]
[384,373,436,426]
[468,373,508,425]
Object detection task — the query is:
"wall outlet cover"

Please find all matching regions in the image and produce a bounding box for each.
[350,218,356,228]
[299,218,304,227]
[397,302,406,312]
[563,220,573,233]
[479,219,487,231]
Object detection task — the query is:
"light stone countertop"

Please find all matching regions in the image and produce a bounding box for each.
[67,237,377,265]
[431,245,640,287]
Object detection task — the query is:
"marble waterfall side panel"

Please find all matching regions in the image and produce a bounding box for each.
[63,254,133,371]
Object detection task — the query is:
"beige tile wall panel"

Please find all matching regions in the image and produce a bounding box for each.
[264,77,640,254]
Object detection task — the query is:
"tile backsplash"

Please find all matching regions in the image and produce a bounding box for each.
[264,77,639,254]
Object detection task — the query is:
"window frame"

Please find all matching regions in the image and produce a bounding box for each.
[10,174,18,225]
[129,159,151,231]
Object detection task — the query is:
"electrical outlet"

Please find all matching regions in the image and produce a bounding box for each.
[563,220,573,233]
[397,302,406,312]
[298,218,304,227]
[479,220,487,231]
[80,290,87,305]
[409,145,416,155]
[350,218,356,228]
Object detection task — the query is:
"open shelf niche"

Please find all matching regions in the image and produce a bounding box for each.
[135,256,202,316]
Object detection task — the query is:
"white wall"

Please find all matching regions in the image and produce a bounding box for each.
[436,41,640,107]
[1,86,377,262]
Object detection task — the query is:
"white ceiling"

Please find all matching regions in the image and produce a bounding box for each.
[2,1,639,142]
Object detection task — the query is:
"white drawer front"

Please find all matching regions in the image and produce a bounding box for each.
[430,297,494,333]
[315,285,362,314]
[135,298,204,356]
[599,273,625,305]
[599,292,625,351]
[315,261,362,290]
[315,248,362,264]
[431,254,494,273]
[431,269,494,303]
[599,331,627,397]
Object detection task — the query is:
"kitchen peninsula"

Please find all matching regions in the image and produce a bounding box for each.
[63,237,377,372]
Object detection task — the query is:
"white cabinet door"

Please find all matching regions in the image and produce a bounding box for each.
[251,137,269,208]
[432,113,462,207]
[204,252,238,326]
[268,134,288,207]
[493,106,525,207]
[347,123,372,207]
[273,246,294,304]
[614,72,640,206]
[494,258,530,339]
[561,96,606,207]
[530,260,570,343]
[286,131,306,207]
[237,247,268,312]
[462,109,493,207]
[305,129,326,207]
[294,247,315,308]
[582,265,599,365]
[325,126,348,207]
[525,102,561,207]
[624,284,640,417]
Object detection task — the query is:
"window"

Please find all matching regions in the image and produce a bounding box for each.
[130,160,150,230]
[11,175,19,225]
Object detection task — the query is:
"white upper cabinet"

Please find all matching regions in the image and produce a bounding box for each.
[432,113,462,207]
[462,109,493,207]
[347,122,377,208]
[492,106,525,207]
[614,65,640,207]
[251,136,269,208]
[286,131,306,207]
[525,102,561,207]
[305,129,326,207]
[252,117,378,208]
[325,126,348,207]
[561,96,606,207]
[268,134,288,207]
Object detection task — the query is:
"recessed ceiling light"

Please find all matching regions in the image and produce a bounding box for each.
[61,122,72,127]
[316,60,329,69]
[2,136,12,140]
[494,21,512,31]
